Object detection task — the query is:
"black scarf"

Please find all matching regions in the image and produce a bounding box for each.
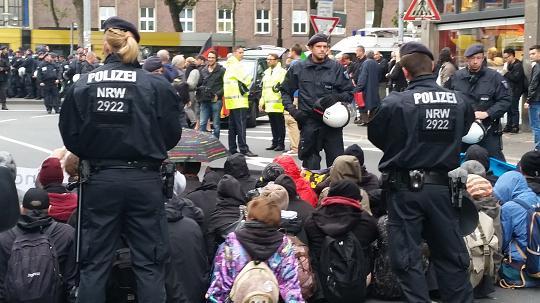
[235,221,283,261]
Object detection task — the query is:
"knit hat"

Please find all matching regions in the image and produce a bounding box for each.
[143,56,163,72]
[262,163,285,182]
[246,196,281,227]
[38,157,64,186]
[466,174,493,199]
[22,188,50,210]
[344,144,365,166]
[519,150,540,177]
[260,183,289,210]
[461,160,486,177]
[328,179,361,201]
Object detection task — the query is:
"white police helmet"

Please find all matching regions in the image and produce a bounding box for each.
[462,120,486,144]
[18,67,25,77]
[323,102,350,128]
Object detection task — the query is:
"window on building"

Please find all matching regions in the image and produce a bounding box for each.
[461,0,479,12]
[180,7,195,32]
[292,10,307,34]
[255,9,270,34]
[1,0,23,27]
[484,0,503,9]
[508,0,525,5]
[99,6,116,29]
[435,0,455,13]
[332,11,345,35]
[140,7,155,32]
[217,9,232,33]
[365,10,374,28]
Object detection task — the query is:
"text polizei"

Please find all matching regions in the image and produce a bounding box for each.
[87,70,137,83]
[414,92,457,105]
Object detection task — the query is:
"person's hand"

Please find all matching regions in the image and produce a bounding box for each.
[39,83,45,86]
[474,111,489,120]
[55,80,59,84]
[525,102,530,109]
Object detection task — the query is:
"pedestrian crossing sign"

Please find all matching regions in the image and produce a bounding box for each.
[403,0,441,21]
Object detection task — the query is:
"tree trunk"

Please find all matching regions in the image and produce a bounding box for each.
[49,0,60,27]
[232,0,237,47]
[373,0,384,27]
[72,0,84,48]
[165,0,184,32]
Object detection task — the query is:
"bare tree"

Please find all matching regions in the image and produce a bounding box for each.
[72,0,84,49]
[164,0,199,32]
[373,0,384,27]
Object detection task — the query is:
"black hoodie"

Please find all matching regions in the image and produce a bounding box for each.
[164,197,208,303]
[0,166,19,232]
[344,144,381,191]
[224,154,257,195]
[464,145,498,185]
[185,171,221,233]
[0,211,77,302]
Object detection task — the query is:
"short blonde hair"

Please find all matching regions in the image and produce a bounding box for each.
[104,28,139,64]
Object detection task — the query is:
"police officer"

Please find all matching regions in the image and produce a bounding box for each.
[22,49,38,99]
[449,43,511,161]
[368,42,475,303]
[260,53,287,151]
[37,52,61,114]
[280,33,353,170]
[9,50,25,98]
[59,16,182,303]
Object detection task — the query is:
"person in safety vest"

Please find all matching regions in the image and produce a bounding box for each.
[260,53,288,151]
[223,46,257,157]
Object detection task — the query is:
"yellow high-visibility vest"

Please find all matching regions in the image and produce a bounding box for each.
[261,63,287,113]
[223,56,252,110]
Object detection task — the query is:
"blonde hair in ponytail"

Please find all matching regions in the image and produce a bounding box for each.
[104,28,139,64]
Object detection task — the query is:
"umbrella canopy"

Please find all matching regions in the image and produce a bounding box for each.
[168,128,228,163]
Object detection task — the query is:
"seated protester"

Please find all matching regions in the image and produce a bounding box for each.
[255,163,285,189]
[208,174,246,259]
[0,188,76,302]
[464,144,498,186]
[274,174,315,227]
[38,157,77,223]
[0,151,25,202]
[63,152,79,185]
[274,155,318,207]
[518,150,540,195]
[224,153,258,196]
[185,170,221,237]
[0,166,19,232]
[175,161,202,196]
[164,196,209,303]
[206,195,305,303]
[493,171,540,268]
[304,180,379,302]
[344,144,380,191]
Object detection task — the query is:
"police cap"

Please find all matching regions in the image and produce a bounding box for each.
[464,43,484,57]
[307,33,329,47]
[102,16,141,43]
[399,42,434,60]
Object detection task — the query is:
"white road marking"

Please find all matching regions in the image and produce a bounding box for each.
[0,119,17,123]
[0,135,53,154]
[31,114,56,119]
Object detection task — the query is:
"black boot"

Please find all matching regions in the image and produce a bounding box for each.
[1,103,7,110]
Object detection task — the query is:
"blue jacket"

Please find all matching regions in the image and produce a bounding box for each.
[493,171,540,263]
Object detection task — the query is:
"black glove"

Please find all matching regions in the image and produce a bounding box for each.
[288,107,307,122]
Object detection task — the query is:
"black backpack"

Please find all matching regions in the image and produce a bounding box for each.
[5,222,63,303]
[106,246,137,303]
[319,231,367,303]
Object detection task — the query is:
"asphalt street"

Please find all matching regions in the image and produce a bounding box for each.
[0,101,539,301]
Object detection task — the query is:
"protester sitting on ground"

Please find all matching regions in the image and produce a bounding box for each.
[518,150,540,195]
[344,144,380,191]
[304,180,378,301]
[0,188,77,302]
[464,144,498,185]
[274,174,315,227]
[164,194,209,303]
[206,195,305,303]
[493,171,540,265]
[0,151,24,202]
[0,166,19,232]
[63,152,79,185]
[224,153,258,196]
[255,163,285,188]
[185,170,221,238]
[176,161,202,196]
[274,155,318,207]
[208,174,246,259]
[37,157,77,223]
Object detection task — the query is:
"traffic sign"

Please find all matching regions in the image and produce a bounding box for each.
[403,0,441,21]
[310,15,340,35]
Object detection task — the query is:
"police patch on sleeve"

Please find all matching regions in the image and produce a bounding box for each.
[501,80,509,89]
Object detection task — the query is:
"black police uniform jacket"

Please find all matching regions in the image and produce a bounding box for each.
[281,55,353,115]
[449,65,511,124]
[37,61,60,85]
[368,75,475,172]
[58,53,182,161]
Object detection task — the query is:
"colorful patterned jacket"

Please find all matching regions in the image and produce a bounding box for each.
[206,232,305,303]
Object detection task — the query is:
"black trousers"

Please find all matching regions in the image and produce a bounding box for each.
[24,74,36,97]
[228,108,249,153]
[0,81,7,104]
[387,185,473,303]
[506,95,521,128]
[267,112,285,147]
[78,168,168,303]
[41,83,60,112]
[298,117,344,170]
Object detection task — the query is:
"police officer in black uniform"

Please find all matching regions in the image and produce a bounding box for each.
[449,44,511,161]
[37,52,61,114]
[59,16,182,303]
[368,42,475,303]
[280,33,353,170]
[22,49,38,99]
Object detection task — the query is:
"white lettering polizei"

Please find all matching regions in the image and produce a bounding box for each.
[414,92,457,105]
[87,70,137,83]
[97,87,127,99]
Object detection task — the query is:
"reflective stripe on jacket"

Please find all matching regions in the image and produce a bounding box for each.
[261,63,287,113]
[223,56,252,109]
